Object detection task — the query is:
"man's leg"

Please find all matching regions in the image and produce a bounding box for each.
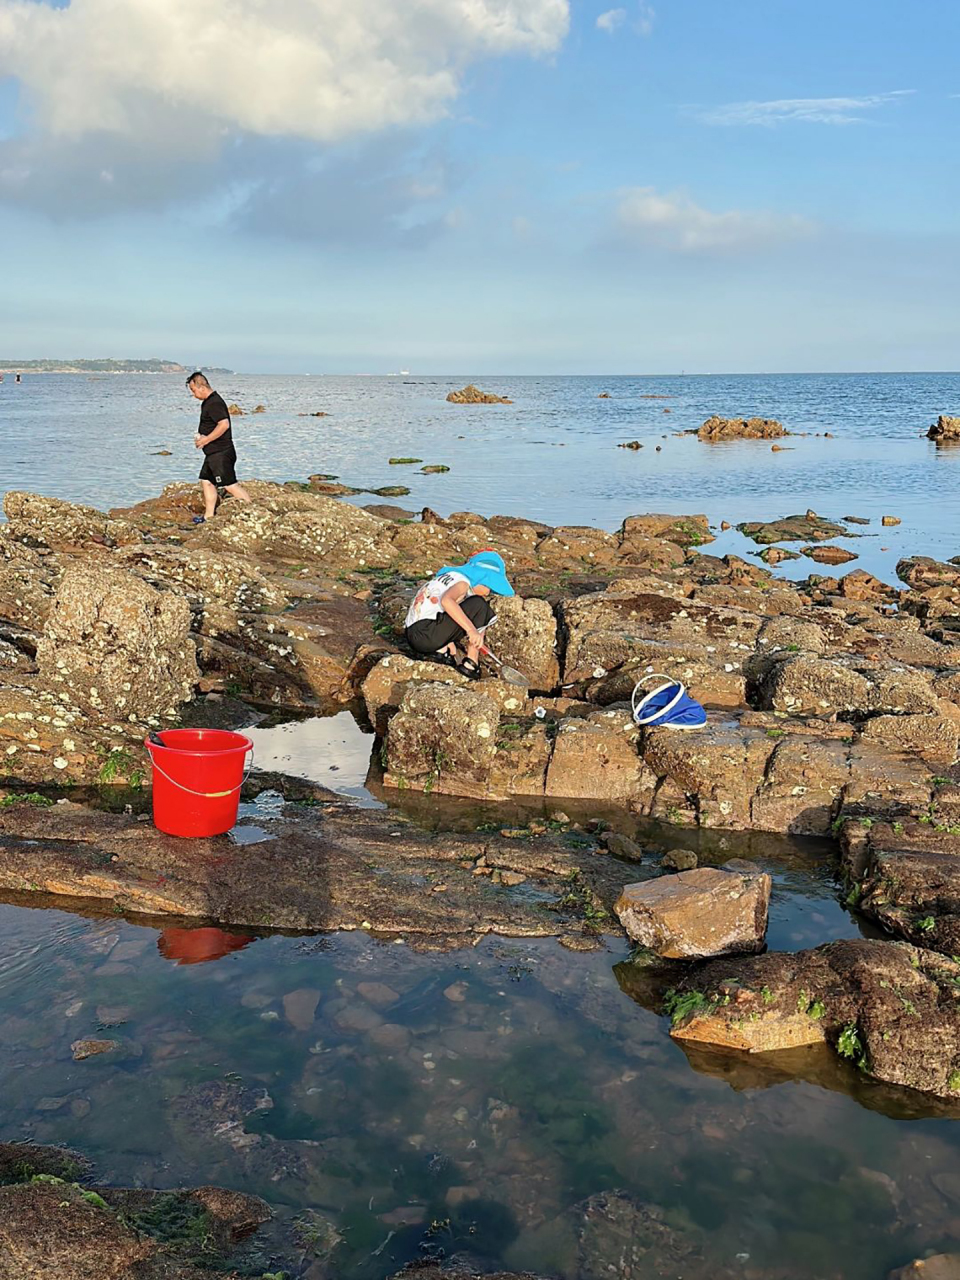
[200,479,219,519]
[224,483,251,503]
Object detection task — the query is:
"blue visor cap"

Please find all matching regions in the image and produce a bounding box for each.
[463,551,515,597]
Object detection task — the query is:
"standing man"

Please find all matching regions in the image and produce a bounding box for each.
[186,371,251,523]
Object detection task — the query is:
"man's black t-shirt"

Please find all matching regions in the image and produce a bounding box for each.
[198,391,234,455]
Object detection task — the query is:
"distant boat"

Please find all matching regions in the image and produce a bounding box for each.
[400,370,410,376]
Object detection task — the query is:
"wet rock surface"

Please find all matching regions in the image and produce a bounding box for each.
[0,1141,271,1280]
[615,862,771,959]
[446,384,513,405]
[0,795,625,947]
[663,937,960,1100]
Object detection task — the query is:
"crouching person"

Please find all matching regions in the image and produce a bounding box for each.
[404,550,514,680]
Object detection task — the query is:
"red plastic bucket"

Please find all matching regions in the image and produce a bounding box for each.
[145,729,253,838]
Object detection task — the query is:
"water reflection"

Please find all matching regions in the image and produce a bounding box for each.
[157,926,256,966]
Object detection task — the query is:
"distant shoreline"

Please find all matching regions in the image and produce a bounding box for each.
[0,361,232,376]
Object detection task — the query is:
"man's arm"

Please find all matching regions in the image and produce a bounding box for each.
[195,418,231,448]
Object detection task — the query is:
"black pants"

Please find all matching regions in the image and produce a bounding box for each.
[406,596,496,654]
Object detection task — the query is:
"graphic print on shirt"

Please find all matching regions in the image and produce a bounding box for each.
[405,571,470,628]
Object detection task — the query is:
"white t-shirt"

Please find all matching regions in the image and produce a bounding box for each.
[405,571,471,627]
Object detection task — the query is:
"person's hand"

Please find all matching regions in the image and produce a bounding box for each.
[465,627,483,651]
[194,434,204,449]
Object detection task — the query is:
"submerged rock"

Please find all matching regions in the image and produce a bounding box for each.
[801,544,858,565]
[615,862,771,958]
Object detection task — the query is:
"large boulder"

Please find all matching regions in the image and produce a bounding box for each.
[36,563,198,720]
[615,862,771,958]
[751,654,875,716]
[619,513,713,548]
[3,491,143,551]
[446,384,512,404]
[859,712,959,766]
[384,682,501,796]
[0,531,59,633]
[642,721,776,829]
[666,938,960,1101]
[490,595,559,691]
[927,415,960,443]
[544,708,651,803]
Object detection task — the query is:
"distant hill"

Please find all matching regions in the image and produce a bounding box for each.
[0,359,234,375]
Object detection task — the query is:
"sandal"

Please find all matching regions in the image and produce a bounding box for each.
[429,650,460,670]
[455,656,481,681]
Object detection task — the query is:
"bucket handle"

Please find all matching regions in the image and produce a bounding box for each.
[631,672,687,727]
[147,743,254,799]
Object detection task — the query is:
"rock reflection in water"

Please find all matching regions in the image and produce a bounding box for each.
[157,926,256,966]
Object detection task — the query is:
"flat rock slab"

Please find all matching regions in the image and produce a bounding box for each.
[614,862,771,959]
[0,799,615,949]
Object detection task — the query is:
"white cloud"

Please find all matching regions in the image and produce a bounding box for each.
[615,187,814,254]
[695,91,914,127]
[0,0,569,144]
[597,3,653,35]
[635,2,655,36]
[596,8,626,32]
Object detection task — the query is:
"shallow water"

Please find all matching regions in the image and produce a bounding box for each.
[0,825,958,1280]
[2,371,960,583]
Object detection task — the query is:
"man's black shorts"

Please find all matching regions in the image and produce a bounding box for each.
[199,447,238,487]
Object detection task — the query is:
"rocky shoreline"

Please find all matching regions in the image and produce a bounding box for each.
[3,478,960,1114]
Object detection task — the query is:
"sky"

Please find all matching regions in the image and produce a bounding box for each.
[0,0,957,374]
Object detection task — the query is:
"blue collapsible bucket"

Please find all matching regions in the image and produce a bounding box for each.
[632,673,707,731]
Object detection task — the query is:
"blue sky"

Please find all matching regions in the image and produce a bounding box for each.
[0,0,957,373]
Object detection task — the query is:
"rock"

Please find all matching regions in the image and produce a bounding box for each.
[758,546,800,565]
[300,410,330,417]
[614,864,771,959]
[71,1038,119,1060]
[698,416,787,441]
[36,563,199,720]
[844,515,871,525]
[227,402,244,413]
[802,545,858,565]
[598,392,612,398]
[738,513,847,544]
[282,988,320,1030]
[0,1141,271,1280]
[4,491,142,552]
[599,831,644,861]
[420,465,450,474]
[620,513,713,547]
[385,683,501,797]
[618,440,643,450]
[446,384,512,405]
[489,595,559,691]
[889,1257,960,1280]
[927,415,960,443]
[667,937,960,1100]
[753,654,875,715]
[252,403,266,413]
[544,709,651,804]
[882,515,902,526]
[661,848,698,871]
[859,712,958,765]
[357,981,400,1009]
[371,485,411,498]
[0,797,607,945]
[388,457,422,465]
